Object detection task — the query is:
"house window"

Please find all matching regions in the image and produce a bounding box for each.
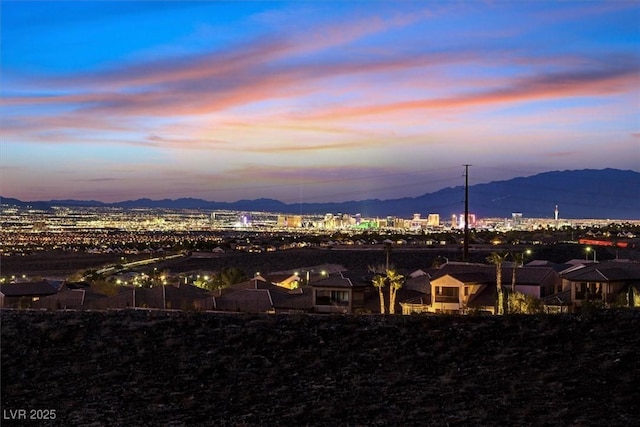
[464,287,469,296]
[576,282,602,300]
[331,290,349,305]
[441,287,459,297]
[435,286,458,297]
[435,287,459,303]
[315,289,349,306]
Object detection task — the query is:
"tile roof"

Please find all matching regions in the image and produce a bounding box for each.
[467,285,497,308]
[0,281,58,297]
[562,261,640,282]
[443,271,493,284]
[404,275,431,294]
[526,260,573,272]
[543,290,572,306]
[213,289,274,313]
[311,272,367,288]
[400,295,431,305]
[263,274,296,284]
[432,264,557,286]
[340,271,373,287]
[212,285,314,313]
[396,289,428,304]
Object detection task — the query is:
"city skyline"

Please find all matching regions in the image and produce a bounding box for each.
[1,1,639,203]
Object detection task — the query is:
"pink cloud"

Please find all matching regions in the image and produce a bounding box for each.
[301,59,639,120]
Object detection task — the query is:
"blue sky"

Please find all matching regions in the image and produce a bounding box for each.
[1,1,638,203]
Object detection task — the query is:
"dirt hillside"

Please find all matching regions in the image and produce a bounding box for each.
[2,309,639,426]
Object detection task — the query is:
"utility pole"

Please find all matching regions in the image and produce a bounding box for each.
[463,164,472,262]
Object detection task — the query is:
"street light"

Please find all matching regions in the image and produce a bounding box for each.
[294,271,310,285]
[585,247,597,262]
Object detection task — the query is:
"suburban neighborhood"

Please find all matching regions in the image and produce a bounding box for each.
[4,257,639,315]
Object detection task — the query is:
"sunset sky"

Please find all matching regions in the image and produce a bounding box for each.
[1,1,639,204]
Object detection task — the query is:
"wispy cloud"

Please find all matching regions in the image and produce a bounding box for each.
[77,177,120,182]
[300,57,639,120]
[2,2,638,202]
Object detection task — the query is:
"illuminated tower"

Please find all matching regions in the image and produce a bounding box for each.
[554,205,559,221]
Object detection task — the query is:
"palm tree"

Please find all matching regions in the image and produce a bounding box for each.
[384,241,392,272]
[386,269,405,315]
[368,263,387,275]
[510,252,525,293]
[487,252,508,315]
[372,274,387,314]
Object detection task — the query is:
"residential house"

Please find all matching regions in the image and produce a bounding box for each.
[560,260,640,310]
[310,272,372,314]
[81,283,213,311]
[211,278,313,313]
[401,263,560,315]
[32,288,87,310]
[431,270,496,314]
[31,281,94,310]
[399,274,432,315]
[542,290,572,314]
[0,281,58,308]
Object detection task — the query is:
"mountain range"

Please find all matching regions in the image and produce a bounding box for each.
[2,169,639,219]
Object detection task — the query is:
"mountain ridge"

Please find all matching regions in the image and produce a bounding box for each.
[2,169,639,219]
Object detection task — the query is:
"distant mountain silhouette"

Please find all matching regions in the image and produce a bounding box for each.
[290,168,639,218]
[2,169,638,219]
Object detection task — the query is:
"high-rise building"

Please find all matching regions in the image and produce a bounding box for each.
[277,215,302,228]
[427,214,440,226]
[512,212,523,228]
[458,213,476,229]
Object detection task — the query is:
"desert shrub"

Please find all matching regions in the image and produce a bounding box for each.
[634,288,640,308]
[508,291,543,314]
[610,292,629,308]
[580,296,605,317]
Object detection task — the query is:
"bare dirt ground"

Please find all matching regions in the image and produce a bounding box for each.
[0,251,149,279]
[2,309,639,426]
